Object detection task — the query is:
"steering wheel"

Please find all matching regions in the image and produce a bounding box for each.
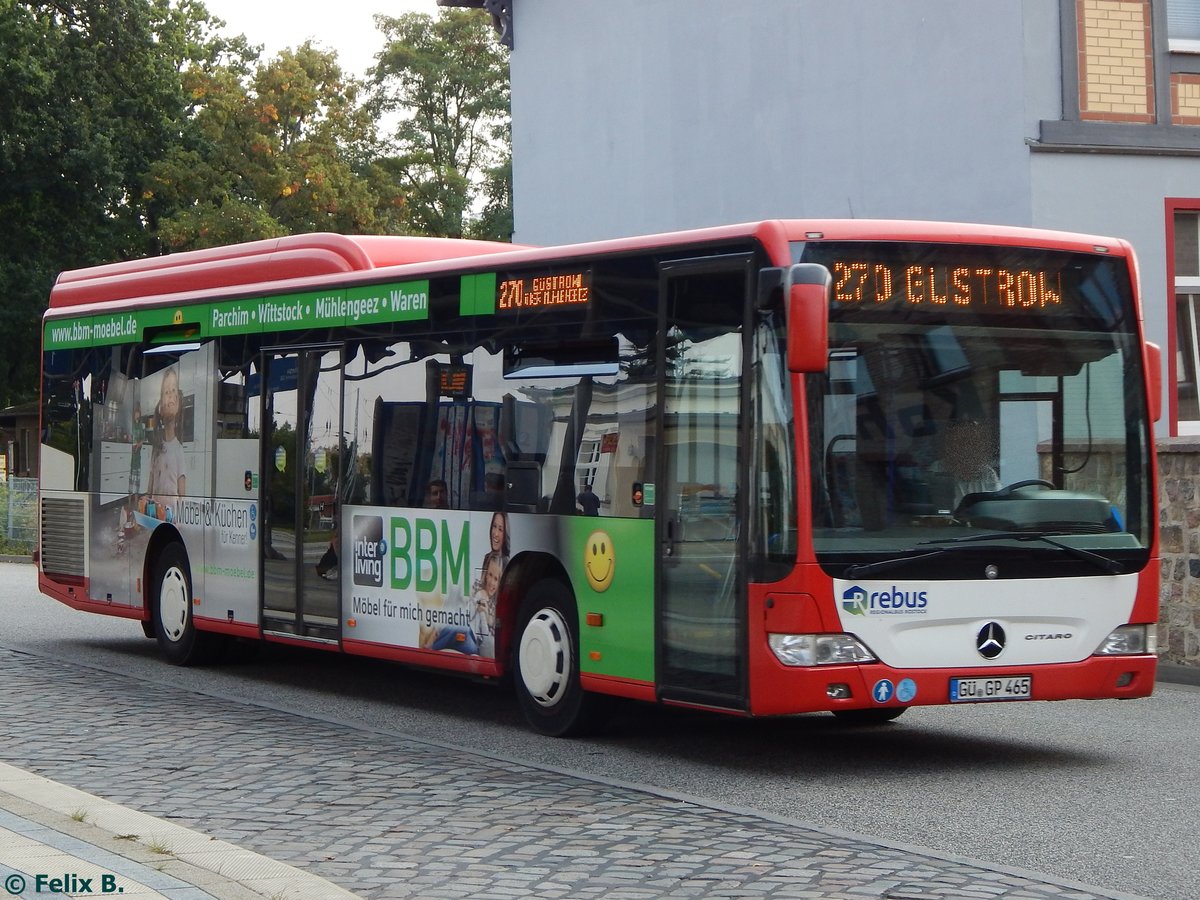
[998,479,1055,493]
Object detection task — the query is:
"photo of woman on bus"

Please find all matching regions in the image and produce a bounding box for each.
[148,366,186,507]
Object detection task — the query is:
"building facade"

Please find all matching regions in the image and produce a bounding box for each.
[497,0,1200,438]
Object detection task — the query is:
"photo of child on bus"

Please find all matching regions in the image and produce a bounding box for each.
[419,511,510,657]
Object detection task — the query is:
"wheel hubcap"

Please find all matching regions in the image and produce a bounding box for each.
[518,608,571,708]
[159,566,189,643]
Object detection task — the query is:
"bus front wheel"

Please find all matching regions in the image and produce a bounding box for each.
[512,579,606,737]
[151,543,217,666]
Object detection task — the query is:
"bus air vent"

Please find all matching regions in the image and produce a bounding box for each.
[40,497,86,577]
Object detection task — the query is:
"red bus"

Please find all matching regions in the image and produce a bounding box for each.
[38,220,1160,735]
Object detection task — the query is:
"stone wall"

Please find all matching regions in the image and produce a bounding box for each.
[1157,438,1200,670]
[1036,438,1196,674]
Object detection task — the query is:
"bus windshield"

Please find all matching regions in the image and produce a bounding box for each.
[798,240,1153,579]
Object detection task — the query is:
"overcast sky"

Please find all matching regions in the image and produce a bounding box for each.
[199,0,442,77]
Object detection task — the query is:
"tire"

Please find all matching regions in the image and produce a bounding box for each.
[832,707,908,725]
[151,542,219,666]
[512,579,607,737]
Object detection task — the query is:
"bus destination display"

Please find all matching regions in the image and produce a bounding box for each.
[436,362,472,398]
[831,261,1064,311]
[498,270,591,312]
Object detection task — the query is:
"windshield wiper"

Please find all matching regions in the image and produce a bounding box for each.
[843,549,950,579]
[918,531,1123,574]
[842,531,1125,579]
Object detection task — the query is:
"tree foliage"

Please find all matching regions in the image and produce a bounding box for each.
[0,0,212,405]
[147,42,391,250]
[371,10,511,239]
[0,1,512,407]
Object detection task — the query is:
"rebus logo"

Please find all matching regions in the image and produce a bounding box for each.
[352,515,386,587]
[841,584,929,616]
[842,585,869,616]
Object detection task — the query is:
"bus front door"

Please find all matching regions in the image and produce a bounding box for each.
[261,348,342,644]
[655,256,753,709]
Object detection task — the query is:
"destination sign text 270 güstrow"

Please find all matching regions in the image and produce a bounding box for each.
[832,262,1063,310]
[497,271,591,311]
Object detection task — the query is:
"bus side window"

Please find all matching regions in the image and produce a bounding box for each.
[470,332,655,518]
[344,339,431,509]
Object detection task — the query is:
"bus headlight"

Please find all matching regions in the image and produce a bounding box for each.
[768,633,877,667]
[1094,624,1157,656]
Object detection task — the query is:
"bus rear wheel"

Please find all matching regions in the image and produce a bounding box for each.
[512,579,606,737]
[152,542,219,666]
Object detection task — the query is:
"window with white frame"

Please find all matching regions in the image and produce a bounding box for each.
[1174,211,1200,430]
[576,437,601,491]
[1169,0,1200,52]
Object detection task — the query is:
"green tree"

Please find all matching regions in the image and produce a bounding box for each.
[147,42,384,250]
[0,0,229,406]
[370,9,511,238]
[0,1,515,408]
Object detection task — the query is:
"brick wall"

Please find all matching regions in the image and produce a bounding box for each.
[1077,0,1155,123]
[1171,73,1200,125]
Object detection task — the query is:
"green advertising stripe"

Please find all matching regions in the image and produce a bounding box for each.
[44,316,99,350]
[208,298,261,336]
[253,290,331,332]
[346,280,430,325]
[46,279,433,348]
[45,306,202,349]
[460,272,497,317]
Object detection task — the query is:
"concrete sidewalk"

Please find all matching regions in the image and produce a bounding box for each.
[0,763,356,899]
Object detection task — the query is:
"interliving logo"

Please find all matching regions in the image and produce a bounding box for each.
[842,585,870,616]
[352,515,386,587]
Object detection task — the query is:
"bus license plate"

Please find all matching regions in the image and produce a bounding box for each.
[949,675,1032,702]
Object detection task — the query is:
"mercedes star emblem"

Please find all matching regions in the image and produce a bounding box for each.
[976,622,1006,659]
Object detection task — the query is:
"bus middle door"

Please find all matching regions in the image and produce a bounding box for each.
[261,347,343,644]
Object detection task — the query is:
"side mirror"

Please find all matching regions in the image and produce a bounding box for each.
[786,264,831,373]
[1145,341,1161,423]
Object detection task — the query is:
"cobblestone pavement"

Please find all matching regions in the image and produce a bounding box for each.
[0,649,1146,900]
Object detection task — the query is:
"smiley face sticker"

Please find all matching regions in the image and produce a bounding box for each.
[584,530,615,592]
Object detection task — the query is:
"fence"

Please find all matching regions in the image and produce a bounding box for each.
[1,477,36,550]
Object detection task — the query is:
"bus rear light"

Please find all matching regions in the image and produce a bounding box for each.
[1094,624,1156,656]
[768,633,876,667]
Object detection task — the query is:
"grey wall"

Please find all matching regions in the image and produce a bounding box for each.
[1030,152,1188,422]
[511,0,1040,245]
[508,0,1175,429]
